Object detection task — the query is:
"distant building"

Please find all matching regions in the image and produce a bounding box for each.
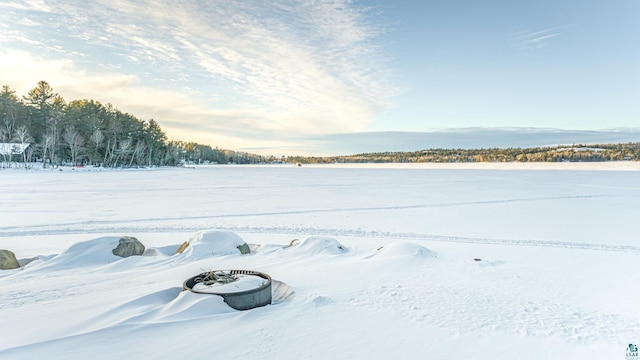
[0,143,31,156]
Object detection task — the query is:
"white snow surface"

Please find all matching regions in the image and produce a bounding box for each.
[1,163,639,359]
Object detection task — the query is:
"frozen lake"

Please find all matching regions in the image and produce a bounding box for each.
[1,164,639,359]
[3,164,639,249]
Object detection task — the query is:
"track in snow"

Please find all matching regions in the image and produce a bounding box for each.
[2,222,639,254]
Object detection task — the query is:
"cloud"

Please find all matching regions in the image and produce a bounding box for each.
[284,128,640,156]
[0,1,52,12]
[0,0,395,145]
[523,33,561,46]
[0,49,372,154]
[512,25,573,50]
[2,48,637,157]
[17,18,41,27]
[0,50,261,146]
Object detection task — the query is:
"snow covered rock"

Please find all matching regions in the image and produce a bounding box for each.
[112,236,146,258]
[0,249,20,270]
[187,230,250,256]
[288,236,348,255]
[237,243,251,255]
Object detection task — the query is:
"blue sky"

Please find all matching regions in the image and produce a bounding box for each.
[374,1,640,133]
[1,1,638,155]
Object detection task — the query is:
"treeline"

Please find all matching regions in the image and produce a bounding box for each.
[0,81,265,168]
[287,143,640,164]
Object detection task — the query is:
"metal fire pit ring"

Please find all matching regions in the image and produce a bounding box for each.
[183,270,272,310]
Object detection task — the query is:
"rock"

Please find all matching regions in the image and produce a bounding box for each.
[0,249,20,270]
[175,241,190,254]
[112,236,146,258]
[236,243,251,255]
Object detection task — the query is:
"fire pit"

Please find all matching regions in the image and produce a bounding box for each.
[183,270,272,310]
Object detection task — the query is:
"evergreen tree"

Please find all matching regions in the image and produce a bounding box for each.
[0,85,21,142]
[23,81,58,143]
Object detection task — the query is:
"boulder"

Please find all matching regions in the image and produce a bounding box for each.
[112,236,146,258]
[0,249,20,270]
[236,243,251,255]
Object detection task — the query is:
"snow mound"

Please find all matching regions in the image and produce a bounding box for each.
[288,236,348,255]
[20,237,168,272]
[125,290,234,324]
[183,230,249,258]
[369,242,435,259]
[307,294,334,306]
[86,288,184,330]
[27,237,124,270]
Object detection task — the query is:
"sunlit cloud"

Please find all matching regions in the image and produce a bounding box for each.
[0,50,324,154]
[17,18,41,27]
[0,0,395,153]
[0,1,52,12]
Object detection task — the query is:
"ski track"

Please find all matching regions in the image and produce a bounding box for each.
[3,222,640,254]
[0,194,609,233]
[4,193,627,255]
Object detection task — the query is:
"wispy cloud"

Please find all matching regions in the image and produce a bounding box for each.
[512,25,574,50]
[17,17,41,27]
[0,1,52,12]
[0,50,295,151]
[0,0,395,145]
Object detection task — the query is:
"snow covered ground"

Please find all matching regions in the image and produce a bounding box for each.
[1,163,639,359]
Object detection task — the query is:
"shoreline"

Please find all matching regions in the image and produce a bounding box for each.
[296,161,640,170]
[2,160,639,172]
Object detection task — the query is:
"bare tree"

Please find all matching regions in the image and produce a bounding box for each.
[62,125,85,165]
[112,138,132,168]
[89,129,104,165]
[129,141,146,167]
[0,128,8,167]
[42,130,56,168]
[13,126,31,167]
[24,145,34,169]
[2,111,16,142]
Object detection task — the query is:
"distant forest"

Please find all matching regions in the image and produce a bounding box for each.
[0,81,268,168]
[286,143,640,164]
[2,81,638,168]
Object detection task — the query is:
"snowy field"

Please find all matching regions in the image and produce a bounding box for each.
[1,163,639,359]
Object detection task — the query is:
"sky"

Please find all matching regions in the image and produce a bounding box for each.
[1,0,639,155]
